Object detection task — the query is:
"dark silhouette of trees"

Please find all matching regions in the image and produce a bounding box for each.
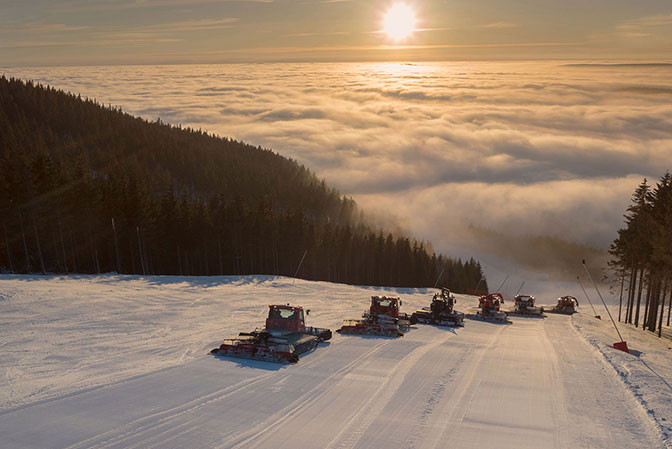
[609,174,672,337]
[0,76,486,291]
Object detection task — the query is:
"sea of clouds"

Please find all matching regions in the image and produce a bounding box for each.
[5,61,671,283]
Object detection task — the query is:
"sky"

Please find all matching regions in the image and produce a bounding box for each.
[1,0,671,66]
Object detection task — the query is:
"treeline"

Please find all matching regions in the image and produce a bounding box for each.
[609,173,672,337]
[0,76,487,291]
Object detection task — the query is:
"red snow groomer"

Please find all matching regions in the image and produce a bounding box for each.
[337,295,417,337]
[210,304,332,364]
[548,295,579,315]
[467,293,511,323]
[509,294,546,317]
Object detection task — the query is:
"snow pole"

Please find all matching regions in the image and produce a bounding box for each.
[292,250,308,284]
[515,280,525,296]
[473,276,485,295]
[577,276,600,319]
[433,265,446,289]
[495,274,510,293]
[582,259,629,353]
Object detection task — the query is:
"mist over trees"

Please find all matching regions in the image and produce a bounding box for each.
[609,173,672,337]
[0,76,486,292]
[466,225,607,281]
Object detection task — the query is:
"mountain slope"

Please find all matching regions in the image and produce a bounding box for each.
[0,76,485,290]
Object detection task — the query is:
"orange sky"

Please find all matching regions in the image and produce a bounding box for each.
[1,0,671,66]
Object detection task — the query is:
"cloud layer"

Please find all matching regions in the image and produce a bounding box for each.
[5,62,671,258]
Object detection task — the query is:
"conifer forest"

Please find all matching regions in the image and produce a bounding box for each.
[610,173,672,337]
[0,76,487,291]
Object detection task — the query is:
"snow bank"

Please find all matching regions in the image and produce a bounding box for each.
[572,311,672,448]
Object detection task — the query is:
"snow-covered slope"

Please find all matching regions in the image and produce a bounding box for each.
[0,275,669,448]
[573,311,672,446]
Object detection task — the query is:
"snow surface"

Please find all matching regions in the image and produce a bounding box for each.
[572,310,672,446]
[0,274,670,448]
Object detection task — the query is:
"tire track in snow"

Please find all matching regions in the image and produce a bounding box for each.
[73,340,344,449]
[538,317,571,449]
[400,349,470,449]
[418,322,507,449]
[214,338,397,449]
[76,338,394,449]
[62,368,278,449]
[117,341,358,449]
[322,328,460,449]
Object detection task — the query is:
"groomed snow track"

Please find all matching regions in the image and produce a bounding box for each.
[0,275,667,449]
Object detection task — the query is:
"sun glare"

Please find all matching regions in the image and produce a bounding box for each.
[383,3,416,41]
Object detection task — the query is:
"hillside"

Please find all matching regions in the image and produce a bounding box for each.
[0,76,485,290]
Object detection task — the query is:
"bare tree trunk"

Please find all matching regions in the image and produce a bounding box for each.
[136,226,146,276]
[634,266,645,327]
[643,275,652,330]
[69,231,78,273]
[58,217,68,273]
[90,233,100,274]
[658,280,668,338]
[668,278,672,327]
[204,243,209,275]
[618,270,625,322]
[627,265,637,324]
[647,277,659,332]
[51,231,61,272]
[4,224,14,273]
[112,218,121,274]
[32,218,45,275]
[218,241,223,275]
[19,213,31,273]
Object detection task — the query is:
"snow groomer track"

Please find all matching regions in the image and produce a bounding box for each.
[0,275,666,449]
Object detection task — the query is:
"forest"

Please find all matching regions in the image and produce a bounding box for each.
[609,173,672,337]
[0,76,487,292]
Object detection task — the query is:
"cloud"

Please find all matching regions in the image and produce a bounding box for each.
[5,62,670,258]
[480,22,518,29]
[0,23,91,33]
[618,14,672,29]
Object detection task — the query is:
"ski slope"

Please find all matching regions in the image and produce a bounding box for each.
[0,275,669,448]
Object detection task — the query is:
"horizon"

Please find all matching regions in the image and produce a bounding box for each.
[4,58,672,70]
[2,0,671,66]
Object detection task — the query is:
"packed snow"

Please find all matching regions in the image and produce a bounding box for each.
[1,274,670,448]
[573,311,672,445]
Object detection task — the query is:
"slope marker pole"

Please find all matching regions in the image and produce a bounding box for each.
[433,266,446,289]
[577,275,600,319]
[473,276,485,295]
[292,250,308,284]
[582,259,629,353]
[495,274,510,293]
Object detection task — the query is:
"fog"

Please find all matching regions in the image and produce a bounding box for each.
[5,61,671,286]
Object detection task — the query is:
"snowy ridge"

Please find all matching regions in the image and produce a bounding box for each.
[572,312,672,448]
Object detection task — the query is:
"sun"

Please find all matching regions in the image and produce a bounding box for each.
[383,3,416,41]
